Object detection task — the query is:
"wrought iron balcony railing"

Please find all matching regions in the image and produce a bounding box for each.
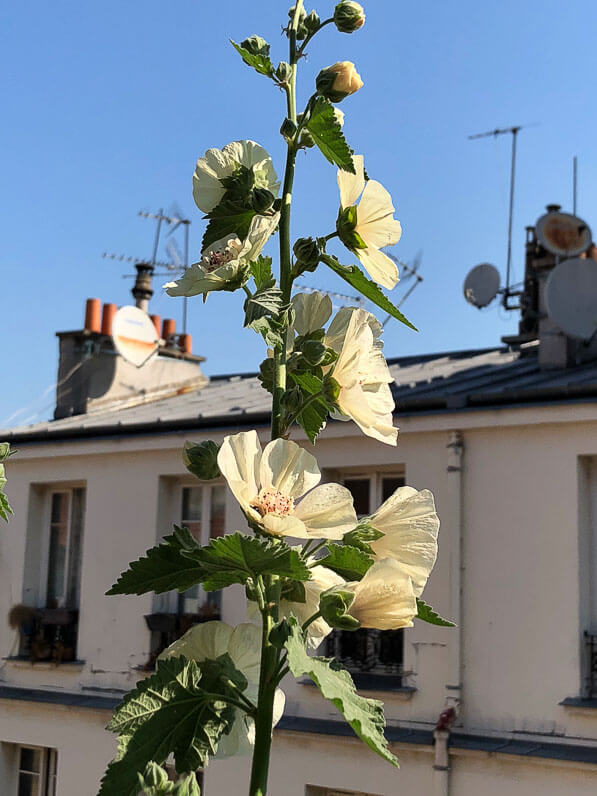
[584,631,597,698]
[323,628,405,690]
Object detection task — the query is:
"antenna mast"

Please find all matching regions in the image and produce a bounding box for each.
[468,124,526,310]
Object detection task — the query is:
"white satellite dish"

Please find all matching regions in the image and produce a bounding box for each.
[112,306,159,367]
[545,257,597,341]
[536,211,591,258]
[463,263,501,308]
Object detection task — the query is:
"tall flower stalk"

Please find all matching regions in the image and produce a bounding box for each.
[101,4,453,796]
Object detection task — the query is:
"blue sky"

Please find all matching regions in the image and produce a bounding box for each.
[1,0,596,427]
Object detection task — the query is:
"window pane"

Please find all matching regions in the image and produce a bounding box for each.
[47,749,58,796]
[210,486,226,540]
[46,493,69,607]
[182,487,202,543]
[343,479,370,517]
[18,773,39,796]
[381,476,404,503]
[66,488,85,608]
[19,748,41,774]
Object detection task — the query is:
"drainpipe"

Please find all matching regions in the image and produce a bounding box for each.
[433,708,456,796]
[446,430,464,706]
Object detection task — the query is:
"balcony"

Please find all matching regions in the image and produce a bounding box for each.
[11,605,79,664]
[143,603,221,669]
[323,628,409,691]
[585,631,597,698]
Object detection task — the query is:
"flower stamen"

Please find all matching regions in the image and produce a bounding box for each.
[251,488,294,517]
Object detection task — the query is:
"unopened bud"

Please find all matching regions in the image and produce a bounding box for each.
[304,10,321,33]
[302,340,326,366]
[139,762,172,793]
[240,35,271,57]
[316,61,363,103]
[336,205,367,250]
[269,618,292,649]
[322,374,341,404]
[293,237,321,268]
[251,187,275,214]
[319,588,360,630]
[280,117,298,143]
[333,1,366,34]
[282,387,303,414]
[276,61,293,84]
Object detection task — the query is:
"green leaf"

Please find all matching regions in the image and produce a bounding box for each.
[0,443,13,462]
[100,656,241,796]
[321,254,418,331]
[0,446,14,522]
[343,522,385,554]
[107,526,203,596]
[244,285,284,326]
[285,619,399,767]
[319,544,373,581]
[230,39,274,78]
[202,201,256,251]
[306,97,355,173]
[297,396,328,444]
[174,773,202,796]
[183,441,221,481]
[250,316,285,349]
[184,532,311,591]
[416,598,455,627]
[249,256,274,291]
[289,371,323,395]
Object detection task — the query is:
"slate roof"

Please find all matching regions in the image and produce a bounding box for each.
[5,341,597,442]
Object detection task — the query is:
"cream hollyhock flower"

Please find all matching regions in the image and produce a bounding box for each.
[282,565,345,649]
[325,307,398,446]
[159,621,285,758]
[193,140,280,214]
[367,487,439,597]
[217,430,357,539]
[164,213,279,298]
[346,558,417,630]
[337,155,402,290]
[292,291,333,337]
[316,62,364,103]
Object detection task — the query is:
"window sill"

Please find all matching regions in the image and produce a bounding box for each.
[559,697,597,710]
[300,676,416,697]
[4,657,86,672]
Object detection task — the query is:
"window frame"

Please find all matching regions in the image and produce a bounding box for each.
[16,745,57,796]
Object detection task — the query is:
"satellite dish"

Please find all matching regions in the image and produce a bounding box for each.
[536,211,592,257]
[463,263,501,308]
[112,306,159,367]
[545,257,597,340]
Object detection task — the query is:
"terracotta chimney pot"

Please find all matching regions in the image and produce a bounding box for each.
[101,303,117,336]
[162,318,176,344]
[150,314,161,337]
[179,333,192,354]
[84,298,101,333]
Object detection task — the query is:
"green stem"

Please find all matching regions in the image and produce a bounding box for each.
[297,17,334,57]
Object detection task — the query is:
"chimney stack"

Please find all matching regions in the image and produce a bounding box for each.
[131,263,154,312]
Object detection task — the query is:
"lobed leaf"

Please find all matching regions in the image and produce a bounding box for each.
[244,285,284,326]
[289,372,323,395]
[297,395,328,444]
[230,39,275,78]
[202,202,256,251]
[285,619,399,767]
[318,544,373,581]
[306,97,355,173]
[416,598,456,627]
[0,443,14,522]
[107,526,204,596]
[249,256,275,291]
[320,254,418,331]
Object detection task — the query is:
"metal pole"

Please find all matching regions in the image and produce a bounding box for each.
[183,222,190,334]
[151,208,164,266]
[504,128,519,308]
[573,156,578,215]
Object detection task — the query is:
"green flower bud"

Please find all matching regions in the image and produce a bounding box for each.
[183,440,221,480]
[139,762,173,793]
[316,61,364,103]
[319,588,360,631]
[302,340,326,366]
[288,5,307,24]
[280,117,298,143]
[251,187,275,214]
[299,128,315,148]
[304,9,321,33]
[293,237,321,267]
[240,35,271,57]
[322,374,341,403]
[282,386,303,414]
[269,618,292,649]
[333,1,366,34]
[276,61,293,84]
[336,205,367,250]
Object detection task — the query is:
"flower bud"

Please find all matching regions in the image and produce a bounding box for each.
[336,205,367,250]
[293,237,321,268]
[183,440,221,480]
[302,340,326,366]
[281,386,303,414]
[240,35,271,57]
[333,1,366,34]
[139,763,173,794]
[319,588,360,630]
[322,374,341,404]
[276,61,293,84]
[316,61,363,103]
[304,9,321,33]
[251,187,275,214]
[280,117,298,144]
[269,618,292,649]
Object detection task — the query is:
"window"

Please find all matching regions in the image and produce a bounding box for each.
[323,471,405,689]
[17,746,57,796]
[19,486,85,662]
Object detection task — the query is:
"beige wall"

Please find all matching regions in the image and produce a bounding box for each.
[2,400,597,791]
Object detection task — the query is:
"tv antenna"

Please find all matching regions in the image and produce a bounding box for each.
[380,251,424,326]
[295,284,366,311]
[468,124,535,310]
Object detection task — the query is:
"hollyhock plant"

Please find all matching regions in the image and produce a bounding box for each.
[103,4,450,795]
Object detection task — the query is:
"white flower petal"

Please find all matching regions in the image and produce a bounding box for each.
[325,306,354,354]
[356,180,402,247]
[262,513,309,539]
[240,212,280,262]
[259,439,320,499]
[217,431,262,514]
[280,565,345,650]
[227,623,262,684]
[349,559,416,630]
[292,292,333,336]
[337,154,365,208]
[339,383,398,445]
[294,483,357,539]
[370,488,439,597]
[158,620,233,663]
[356,246,399,290]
